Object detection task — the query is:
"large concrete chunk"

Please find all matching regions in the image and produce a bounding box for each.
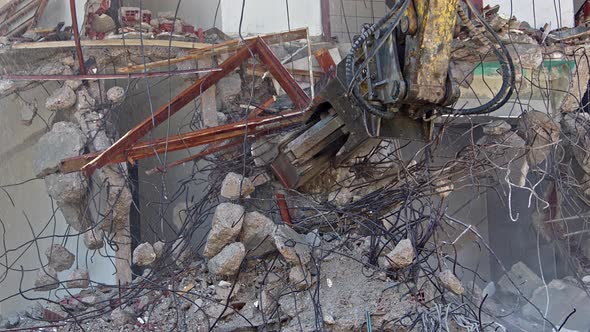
[45,244,75,272]
[519,111,560,166]
[44,173,87,204]
[220,172,255,200]
[272,225,310,265]
[45,86,77,111]
[522,280,590,331]
[83,228,104,250]
[203,203,245,258]
[239,211,276,256]
[133,242,156,266]
[498,261,543,298]
[34,267,58,291]
[66,269,90,288]
[383,239,415,269]
[208,242,246,276]
[437,269,464,295]
[33,122,86,177]
[107,86,125,103]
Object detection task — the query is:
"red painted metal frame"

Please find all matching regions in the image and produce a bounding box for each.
[70,0,86,75]
[78,38,311,176]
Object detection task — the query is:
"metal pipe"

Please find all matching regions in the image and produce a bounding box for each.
[69,0,86,75]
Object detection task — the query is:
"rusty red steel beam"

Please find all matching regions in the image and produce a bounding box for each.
[80,43,255,176]
[275,193,292,225]
[320,0,332,41]
[145,96,278,175]
[253,37,311,110]
[314,48,337,78]
[69,0,86,75]
[61,109,306,174]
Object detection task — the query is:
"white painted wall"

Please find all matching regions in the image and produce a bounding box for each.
[485,0,575,28]
[0,83,116,316]
[143,0,222,30]
[220,0,322,36]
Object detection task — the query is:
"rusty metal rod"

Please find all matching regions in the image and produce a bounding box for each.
[69,0,85,75]
[1,68,221,81]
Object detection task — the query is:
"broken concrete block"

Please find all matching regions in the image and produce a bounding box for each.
[66,269,90,288]
[83,228,104,250]
[220,172,255,200]
[562,113,590,174]
[522,279,590,330]
[107,86,125,104]
[288,265,310,290]
[239,211,276,256]
[133,242,156,266]
[519,111,561,166]
[45,86,76,111]
[64,80,82,91]
[328,188,353,206]
[216,112,228,125]
[153,240,165,260]
[45,244,75,272]
[249,171,271,187]
[258,289,277,316]
[18,99,37,126]
[91,14,116,33]
[0,79,15,96]
[323,314,336,325]
[498,261,543,298]
[483,120,512,136]
[214,280,241,300]
[383,239,415,269]
[61,56,75,67]
[33,122,86,177]
[305,229,321,248]
[76,88,96,111]
[272,225,310,265]
[450,61,475,88]
[437,269,464,295]
[59,203,89,232]
[203,203,245,258]
[4,314,20,328]
[208,242,246,276]
[110,307,135,325]
[44,172,87,204]
[34,266,58,291]
[508,44,543,70]
[172,237,190,266]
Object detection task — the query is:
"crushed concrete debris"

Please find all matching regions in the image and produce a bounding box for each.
[203,203,245,258]
[83,228,104,250]
[64,79,83,91]
[33,121,86,177]
[76,88,97,111]
[239,211,276,256]
[382,239,416,269]
[153,240,165,260]
[437,269,464,295]
[107,86,125,103]
[109,307,135,325]
[66,269,90,289]
[34,267,58,291]
[44,172,87,204]
[133,242,157,266]
[288,264,310,290]
[498,261,543,298]
[45,86,77,111]
[208,242,246,276]
[45,244,75,272]
[272,225,311,265]
[519,110,561,165]
[220,172,255,200]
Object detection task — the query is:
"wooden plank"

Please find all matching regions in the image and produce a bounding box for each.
[11,39,212,50]
[117,28,308,74]
[79,43,254,176]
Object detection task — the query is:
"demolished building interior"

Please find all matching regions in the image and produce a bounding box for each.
[1,0,590,331]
